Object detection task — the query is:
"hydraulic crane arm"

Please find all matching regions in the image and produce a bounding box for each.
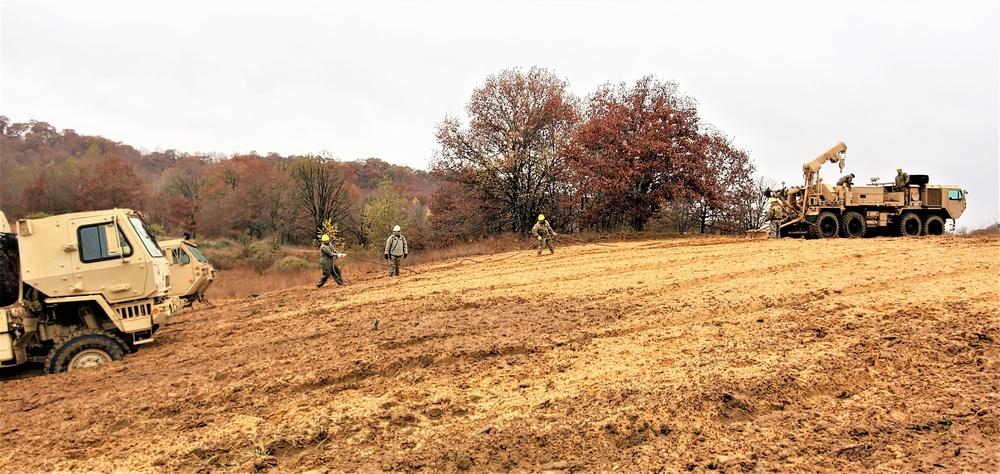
[802,141,847,186]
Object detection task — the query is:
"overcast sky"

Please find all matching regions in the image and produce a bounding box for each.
[2,0,998,228]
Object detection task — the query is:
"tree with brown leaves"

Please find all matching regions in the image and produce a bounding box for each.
[565,76,753,232]
[432,67,580,236]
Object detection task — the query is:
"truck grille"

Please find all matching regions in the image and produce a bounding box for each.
[117,302,152,320]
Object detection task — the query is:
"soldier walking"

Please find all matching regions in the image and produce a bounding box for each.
[383,225,408,277]
[316,234,344,287]
[532,214,557,255]
[765,198,786,239]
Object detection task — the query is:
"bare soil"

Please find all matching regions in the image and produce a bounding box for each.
[1,235,998,473]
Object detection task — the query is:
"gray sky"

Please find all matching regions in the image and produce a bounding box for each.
[2,0,998,228]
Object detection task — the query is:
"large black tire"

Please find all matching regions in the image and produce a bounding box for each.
[923,215,945,236]
[839,212,866,238]
[809,211,840,239]
[0,233,19,307]
[46,329,129,374]
[898,212,922,237]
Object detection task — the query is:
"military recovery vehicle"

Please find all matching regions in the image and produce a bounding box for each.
[160,238,215,309]
[0,209,173,373]
[759,142,968,238]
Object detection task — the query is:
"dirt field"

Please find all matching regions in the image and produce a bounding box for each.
[1,235,998,473]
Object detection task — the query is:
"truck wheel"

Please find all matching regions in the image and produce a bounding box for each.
[810,212,839,239]
[923,215,945,235]
[45,329,129,374]
[898,212,922,237]
[839,212,866,238]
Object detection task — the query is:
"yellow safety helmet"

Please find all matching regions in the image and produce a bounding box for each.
[897,167,903,171]
[769,197,778,203]
[538,214,545,221]
[321,234,330,242]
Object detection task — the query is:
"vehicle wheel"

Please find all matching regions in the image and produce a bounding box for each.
[809,211,839,239]
[923,215,945,235]
[45,329,128,374]
[898,212,922,237]
[839,212,866,238]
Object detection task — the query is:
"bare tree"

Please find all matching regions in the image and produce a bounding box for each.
[289,157,357,238]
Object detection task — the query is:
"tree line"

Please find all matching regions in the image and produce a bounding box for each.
[431,68,770,243]
[1,67,771,248]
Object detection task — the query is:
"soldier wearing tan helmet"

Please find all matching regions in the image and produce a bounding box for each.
[893,167,909,191]
[383,225,408,277]
[894,167,910,204]
[531,214,557,255]
[765,198,786,239]
[836,173,855,188]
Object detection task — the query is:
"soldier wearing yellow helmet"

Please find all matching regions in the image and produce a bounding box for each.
[316,234,344,287]
[531,214,557,255]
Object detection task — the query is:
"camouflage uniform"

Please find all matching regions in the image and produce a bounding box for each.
[383,232,408,276]
[764,201,786,239]
[316,242,343,287]
[532,219,556,255]
[893,169,909,192]
[836,174,855,188]
[894,168,910,203]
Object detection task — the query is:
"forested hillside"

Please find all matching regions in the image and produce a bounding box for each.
[0,117,439,246]
[2,68,772,246]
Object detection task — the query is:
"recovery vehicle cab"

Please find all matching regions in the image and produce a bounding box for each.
[0,209,173,373]
[160,238,215,310]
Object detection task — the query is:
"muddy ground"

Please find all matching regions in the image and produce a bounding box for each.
[1,235,998,473]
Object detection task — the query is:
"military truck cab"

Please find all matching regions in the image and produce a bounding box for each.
[160,238,215,310]
[0,209,173,373]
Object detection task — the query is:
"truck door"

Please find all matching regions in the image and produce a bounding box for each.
[69,214,149,303]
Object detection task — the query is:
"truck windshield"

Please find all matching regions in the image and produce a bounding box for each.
[184,243,210,263]
[128,216,164,258]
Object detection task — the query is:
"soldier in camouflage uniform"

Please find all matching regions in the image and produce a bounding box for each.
[532,214,557,255]
[836,173,855,188]
[893,167,909,191]
[894,167,910,204]
[764,198,786,239]
[316,234,344,287]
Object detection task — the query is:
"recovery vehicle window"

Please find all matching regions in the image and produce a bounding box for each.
[79,223,133,262]
[128,216,164,258]
[173,249,191,265]
[184,243,210,263]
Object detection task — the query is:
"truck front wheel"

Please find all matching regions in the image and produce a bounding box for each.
[923,215,945,235]
[898,213,922,237]
[46,329,129,374]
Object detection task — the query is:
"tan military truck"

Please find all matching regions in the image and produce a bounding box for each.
[160,238,215,309]
[0,209,173,373]
[764,142,968,238]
